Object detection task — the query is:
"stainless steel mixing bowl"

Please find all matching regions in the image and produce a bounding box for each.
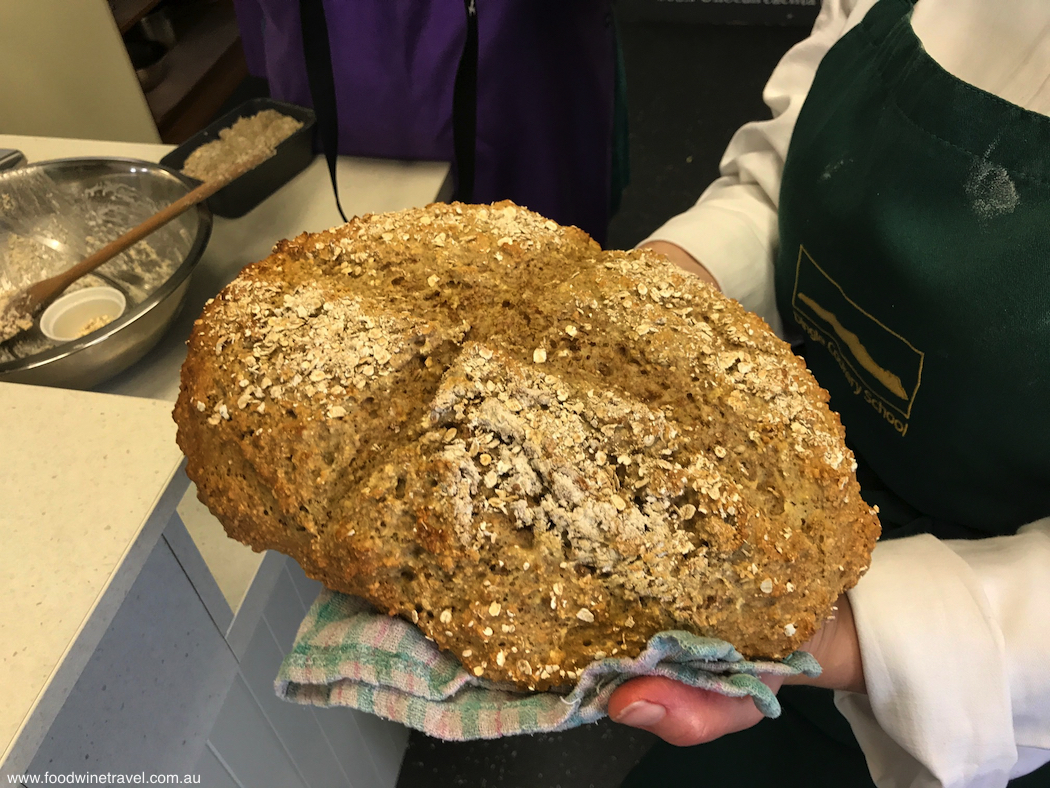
[0,157,212,389]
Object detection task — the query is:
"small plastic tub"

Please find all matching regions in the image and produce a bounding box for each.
[40,287,127,343]
[160,98,317,218]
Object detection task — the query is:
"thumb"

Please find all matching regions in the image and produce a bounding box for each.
[607,675,785,747]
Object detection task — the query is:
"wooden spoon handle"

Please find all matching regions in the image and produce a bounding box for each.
[31,151,273,301]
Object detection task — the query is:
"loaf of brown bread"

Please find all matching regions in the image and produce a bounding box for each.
[174,202,879,690]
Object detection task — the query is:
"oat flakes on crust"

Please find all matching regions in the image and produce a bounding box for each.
[173,201,880,691]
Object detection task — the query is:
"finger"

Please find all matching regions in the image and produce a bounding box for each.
[608,675,785,747]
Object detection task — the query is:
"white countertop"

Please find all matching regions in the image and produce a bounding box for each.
[0,383,186,772]
[0,134,451,772]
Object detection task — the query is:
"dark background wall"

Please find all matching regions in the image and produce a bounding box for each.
[606,11,812,250]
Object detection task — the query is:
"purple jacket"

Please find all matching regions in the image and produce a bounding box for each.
[234,0,617,244]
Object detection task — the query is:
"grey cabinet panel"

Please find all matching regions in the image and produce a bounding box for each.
[24,516,406,788]
[194,744,242,788]
[346,711,409,788]
[209,675,308,788]
[27,537,236,777]
[310,707,395,788]
[260,568,310,653]
[239,616,354,788]
[284,559,324,611]
[225,552,287,661]
[163,512,234,634]
[262,568,405,788]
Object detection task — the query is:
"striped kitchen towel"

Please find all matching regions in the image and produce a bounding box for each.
[275,589,821,740]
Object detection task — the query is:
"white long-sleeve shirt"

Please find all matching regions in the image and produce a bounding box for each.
[642,1,1050,785]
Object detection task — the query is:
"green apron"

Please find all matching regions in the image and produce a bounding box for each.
[776,0,1050,535]
[624,0,1050,784]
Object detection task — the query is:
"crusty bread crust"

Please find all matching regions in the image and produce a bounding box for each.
[174,202,879,690]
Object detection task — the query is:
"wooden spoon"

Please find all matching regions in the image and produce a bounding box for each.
[0,151,273,344]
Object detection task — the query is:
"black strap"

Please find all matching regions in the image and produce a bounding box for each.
[452,0,478,202]
[299,0,348,222]
[299,0,478,212]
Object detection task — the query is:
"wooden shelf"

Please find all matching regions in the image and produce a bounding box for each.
[142,2,246,144]
[110,0,165,33]
[107,0,246,144]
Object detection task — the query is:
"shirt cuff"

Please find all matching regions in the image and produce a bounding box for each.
[834,534,1018,788]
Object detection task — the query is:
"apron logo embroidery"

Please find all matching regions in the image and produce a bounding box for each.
[791,246,925,436]
[797,293,908,399]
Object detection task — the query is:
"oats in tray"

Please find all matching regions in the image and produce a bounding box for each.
[181,109,304,182]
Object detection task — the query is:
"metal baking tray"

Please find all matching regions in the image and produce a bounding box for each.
[160,98,317,218]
